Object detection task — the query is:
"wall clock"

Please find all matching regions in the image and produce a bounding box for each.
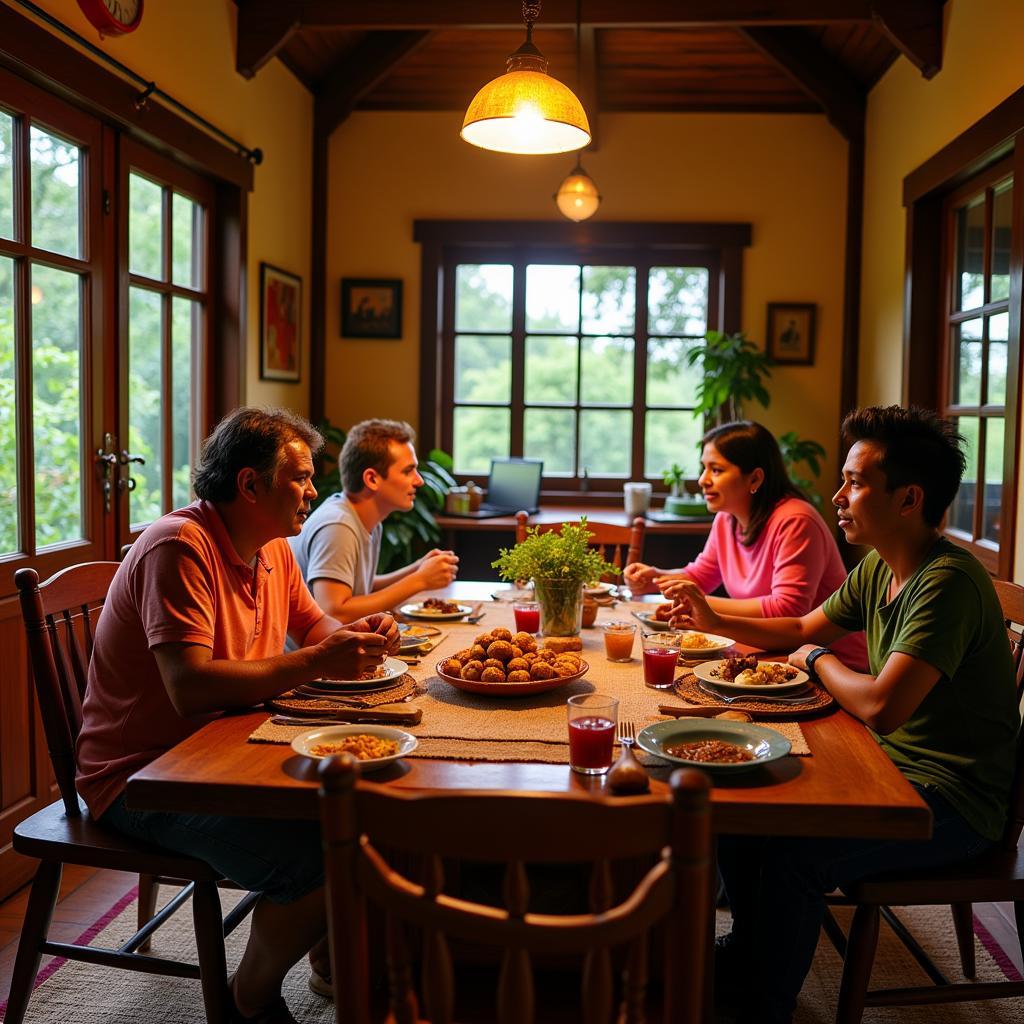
[76,0,144,36]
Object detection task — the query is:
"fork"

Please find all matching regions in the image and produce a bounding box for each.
[696,679,816,705]
[617,719,637,748]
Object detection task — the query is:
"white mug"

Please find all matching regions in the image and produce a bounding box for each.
[623,481,652,516]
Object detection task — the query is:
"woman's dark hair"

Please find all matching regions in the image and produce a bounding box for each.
[192,407,323,504]
[841,405,966,527]
[702,420,805,546]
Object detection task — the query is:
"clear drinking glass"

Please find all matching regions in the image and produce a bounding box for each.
[567,693,618,775]
[642,631,681,689]
[603,621,637,662]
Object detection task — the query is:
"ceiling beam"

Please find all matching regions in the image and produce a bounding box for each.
[579,23,599,151]
[871,0,944,79]
[236,1,878,32]
[739,27,866,140]
[236,0,300,79]
[314,31,432,138]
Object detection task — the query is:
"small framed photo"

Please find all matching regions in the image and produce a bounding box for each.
[341,278,403,339]
[259,263,301,382]
[766,302,816,365]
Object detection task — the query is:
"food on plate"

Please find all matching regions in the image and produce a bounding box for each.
[438,630,585,683]
[309,734,399,760]
[543,636,583,654]
[712,655,798,686]
[676,632,720,650]
[420,598,463,614]
[716,654,758,681]
[653,602,675,622]
[664,739,754,763]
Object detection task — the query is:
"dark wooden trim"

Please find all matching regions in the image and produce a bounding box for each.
[310,130,328,426]
[417,240,443,452]
[901,195,943,408]
[903,83,1024,206]
[235,0,301,80]
[840,126,866,429]
[0,4,253,191]
[212,180,245,422]
[719,245,744,334]
[579,23,599,151]
[871,0,944,81]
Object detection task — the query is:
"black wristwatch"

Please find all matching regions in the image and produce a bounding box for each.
[804,646,835,680]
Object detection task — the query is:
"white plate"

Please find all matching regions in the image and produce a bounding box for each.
[692,659,809,695]
[318,657,407,689]
[584,582,616,597]
[632,607,675,631]
[291,724,417,770]
[659,630,735,658]
[400,602,472,621]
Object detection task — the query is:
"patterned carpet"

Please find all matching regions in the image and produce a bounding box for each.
[3,887,1022,1023]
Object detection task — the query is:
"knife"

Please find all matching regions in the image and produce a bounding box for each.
[271,707,422,726]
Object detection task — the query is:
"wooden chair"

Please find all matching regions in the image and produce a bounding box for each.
[319,755,712,1024]
[824,578,1024,1021]
[515,512,646,578]
[6,563,257,1024]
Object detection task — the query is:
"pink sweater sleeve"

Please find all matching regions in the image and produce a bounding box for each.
[678,513,726,594]
[758,515,829,617]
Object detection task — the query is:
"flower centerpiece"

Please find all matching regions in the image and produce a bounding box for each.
[491,519,619,636]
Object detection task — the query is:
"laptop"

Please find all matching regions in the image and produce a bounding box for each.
[446,458,543,519]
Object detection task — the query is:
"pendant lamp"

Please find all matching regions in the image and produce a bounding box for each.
[461,1,591,155]
[555,161,601,221]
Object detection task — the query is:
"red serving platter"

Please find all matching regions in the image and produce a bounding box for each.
[434,659,589,697]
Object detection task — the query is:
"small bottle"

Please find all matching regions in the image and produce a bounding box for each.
[466,481,482,512]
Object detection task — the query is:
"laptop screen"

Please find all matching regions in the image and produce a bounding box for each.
[487,459,543,509]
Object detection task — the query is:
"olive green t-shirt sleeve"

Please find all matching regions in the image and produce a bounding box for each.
[821,554,869,632]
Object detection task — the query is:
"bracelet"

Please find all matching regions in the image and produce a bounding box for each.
[804,646,834,680]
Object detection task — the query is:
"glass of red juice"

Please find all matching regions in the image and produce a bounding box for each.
[512,601,540,634]
[567,694,618,775]
[642,632,681,689]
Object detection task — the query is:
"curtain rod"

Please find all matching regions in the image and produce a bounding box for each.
[14,0,263,164]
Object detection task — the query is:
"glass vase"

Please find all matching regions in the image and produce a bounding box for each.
[533,577,584,637]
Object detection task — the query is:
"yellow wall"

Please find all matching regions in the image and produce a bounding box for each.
[327,111,849,489]
[7,0,314,413]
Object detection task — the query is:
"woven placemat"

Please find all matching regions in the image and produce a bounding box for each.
[673,672,835,718]
[267,673,419,714]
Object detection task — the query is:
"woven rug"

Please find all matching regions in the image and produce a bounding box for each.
[6,888,1021,1023]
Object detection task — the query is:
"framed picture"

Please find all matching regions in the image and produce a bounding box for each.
[259,263,302,382]
[766,302,816,365]
[341,278,403,339]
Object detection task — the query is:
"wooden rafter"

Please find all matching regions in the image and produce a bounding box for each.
[235,0,300,80]
[579,24,599,150]
[739,27,866,140]
[872,0,945,80]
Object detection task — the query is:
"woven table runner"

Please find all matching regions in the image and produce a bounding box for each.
[267,673,419,714]
[247,602,809,760]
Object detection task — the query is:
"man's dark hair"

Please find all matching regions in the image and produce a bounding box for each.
[841,405,966,527]
[341,419,415,494]
[192,408,323,503]
[702,420,805,546]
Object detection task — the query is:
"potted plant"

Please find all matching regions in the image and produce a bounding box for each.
[661,462,706,517]
[686,330,773,426]
[491,519,619,636]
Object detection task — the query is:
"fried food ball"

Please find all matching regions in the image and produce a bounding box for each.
[510,645,523,660]
[555,654,582,669]
[534,649,557,663]
[480,666,506,682]
[530,661,557,680]
[470,644,488,660]
[454,648,474,664]
[486,640,515,662]
[507,670,531,682]
[523,651,538,664]
[512,632,537,653]
[474,633,494,648]
[483,658,505,671]
[507,657,529,673]
[491,627,513,642]
[461,660,484,680]
[441,658,464,677]
[552,660,579,678]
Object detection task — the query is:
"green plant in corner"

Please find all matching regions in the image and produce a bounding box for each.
[685,330,772,426]
[778,431,827,510]
[661,462,686,497]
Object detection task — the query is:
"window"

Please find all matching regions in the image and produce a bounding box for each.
[940,160,1014,571]
[417,222,749,494]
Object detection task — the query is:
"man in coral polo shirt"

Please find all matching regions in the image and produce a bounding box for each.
[77,408,399,1024]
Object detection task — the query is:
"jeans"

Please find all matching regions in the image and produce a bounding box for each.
[102,792,324,904]
[717,783,993,1023]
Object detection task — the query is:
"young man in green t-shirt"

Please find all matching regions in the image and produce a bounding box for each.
[661,406,1020,1024]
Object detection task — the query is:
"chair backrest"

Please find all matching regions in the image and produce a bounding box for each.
[515,513,646,578]
[993,579,1024,849]
[15,562,120,817]
[319,758,712,1024]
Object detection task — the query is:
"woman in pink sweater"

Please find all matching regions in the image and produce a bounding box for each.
[625,421,866,669]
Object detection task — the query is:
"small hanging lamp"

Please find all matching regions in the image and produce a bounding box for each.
[554,161,601,222]
[461,1,591,156]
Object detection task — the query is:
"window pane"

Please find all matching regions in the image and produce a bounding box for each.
[128,286,163,526]
[525,335,577,403]
[648,267,708,335]
[645,410,703,479]
[579,410,631,476]
[30,126,80,259]
[526,264,579,332]
[580,336,634,404]
[524,408,575,475]
[991,182,1012,303]
[947,415,978,535]
[646,337,702,406]
[171,297,195,509]
[0,256,16,553]
[0,112,13,241]
[129,172,163,280]
[453,406,509,475]
[172,192,199,289]
[982,418,1004,543]
[32,265,82,546]
[454,334,511,402]
[988,312,1008,406]
[952,318,982,406]
[455,264,511,332]
[582,266,634,335]
[954,198,985,311]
